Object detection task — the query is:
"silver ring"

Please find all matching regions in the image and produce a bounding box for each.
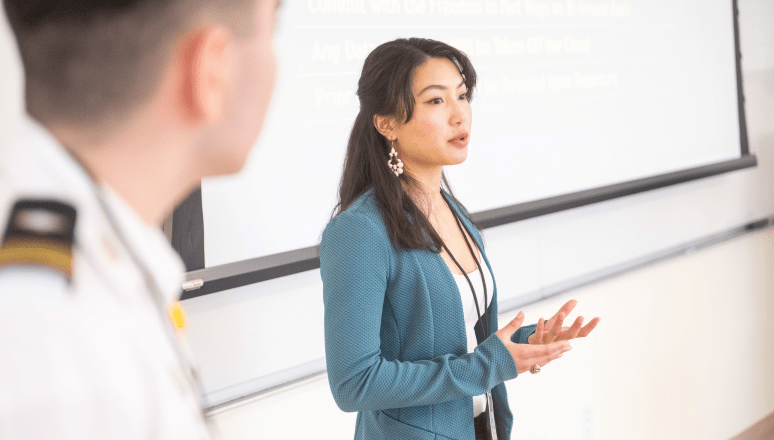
[530,363,541,374]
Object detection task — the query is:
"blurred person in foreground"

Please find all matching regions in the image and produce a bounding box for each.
[0,0,279,438]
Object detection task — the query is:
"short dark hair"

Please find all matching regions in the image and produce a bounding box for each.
[3,0,254,127]
[332,37,478,252]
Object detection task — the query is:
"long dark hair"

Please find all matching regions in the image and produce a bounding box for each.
[332,37,479,252]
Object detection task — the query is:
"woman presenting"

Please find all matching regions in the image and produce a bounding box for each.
[319,38,600,440]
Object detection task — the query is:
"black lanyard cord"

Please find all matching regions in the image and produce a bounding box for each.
[440,193,489,337]
[440,193,499,440]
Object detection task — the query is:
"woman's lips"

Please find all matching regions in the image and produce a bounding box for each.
[448,133,469,148]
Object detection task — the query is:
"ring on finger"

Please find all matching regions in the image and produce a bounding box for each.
[530,364,541,374]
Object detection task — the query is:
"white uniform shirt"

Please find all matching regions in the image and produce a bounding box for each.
[0,118,211,440]
[451,246,494,417]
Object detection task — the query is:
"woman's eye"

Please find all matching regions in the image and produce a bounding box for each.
[458,93,467,100]
[429,98,443,104]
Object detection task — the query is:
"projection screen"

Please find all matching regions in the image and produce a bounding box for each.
[176,0,753,297]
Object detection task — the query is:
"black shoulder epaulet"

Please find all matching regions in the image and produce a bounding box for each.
[0,200,77,280]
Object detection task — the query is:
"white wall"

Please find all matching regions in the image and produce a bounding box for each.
[185,0,774,438]
[0,4,24,153]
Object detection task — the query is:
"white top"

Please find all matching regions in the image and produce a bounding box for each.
[451,247,494,417]
[0,117,211,440]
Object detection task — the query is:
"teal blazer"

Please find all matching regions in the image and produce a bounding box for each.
[320,188,536,440]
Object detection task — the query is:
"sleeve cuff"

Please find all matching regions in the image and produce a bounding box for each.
[510,323,538,345]
[480,332,520,382]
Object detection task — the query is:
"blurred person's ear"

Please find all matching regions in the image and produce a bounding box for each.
[180,26,235,124]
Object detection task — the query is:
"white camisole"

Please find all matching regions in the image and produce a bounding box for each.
[451,249,494,417]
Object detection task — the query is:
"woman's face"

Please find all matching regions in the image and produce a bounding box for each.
[392,57,472,174]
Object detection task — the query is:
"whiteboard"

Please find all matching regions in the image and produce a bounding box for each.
[201,0,745,268]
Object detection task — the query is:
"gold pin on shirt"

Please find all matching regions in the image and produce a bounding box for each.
[168,301,187,332]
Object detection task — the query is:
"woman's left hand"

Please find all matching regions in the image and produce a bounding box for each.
[528,299,600,345]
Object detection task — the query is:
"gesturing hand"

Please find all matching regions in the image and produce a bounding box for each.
[528,299,601,345]
[494,311,572,374]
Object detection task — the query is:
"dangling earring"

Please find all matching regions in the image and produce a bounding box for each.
[388,140,404,177]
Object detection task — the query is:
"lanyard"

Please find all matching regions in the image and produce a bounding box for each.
[440,195,488,337]
[93,187,208,410]
[63,146,210,427]
[440,193,498,440]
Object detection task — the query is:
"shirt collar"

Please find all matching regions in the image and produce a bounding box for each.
[96,185,185,305]
[3,116,185,304]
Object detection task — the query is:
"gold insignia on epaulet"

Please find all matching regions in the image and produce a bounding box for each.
[0,200,77,280]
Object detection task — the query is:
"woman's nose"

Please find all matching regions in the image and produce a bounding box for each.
[450,100,467,126]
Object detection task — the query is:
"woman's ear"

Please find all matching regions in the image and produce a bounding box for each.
[373,114,398,141]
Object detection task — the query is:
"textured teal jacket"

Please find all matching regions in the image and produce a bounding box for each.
[320,188,536,440]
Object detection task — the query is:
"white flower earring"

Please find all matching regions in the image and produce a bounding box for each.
[388,140,404,176]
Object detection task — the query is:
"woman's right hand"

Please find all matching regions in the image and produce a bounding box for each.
[494,311,572,374]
